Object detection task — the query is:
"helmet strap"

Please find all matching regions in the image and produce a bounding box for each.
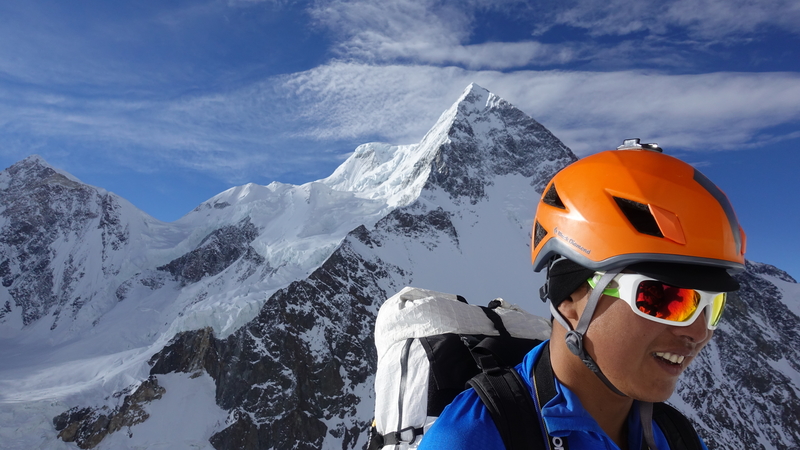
[550,268,628,397]
[640,401,660,450]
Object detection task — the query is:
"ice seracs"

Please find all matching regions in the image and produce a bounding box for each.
[2,84,800,450]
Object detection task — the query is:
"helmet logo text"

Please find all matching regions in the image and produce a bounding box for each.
[554,227,591,255]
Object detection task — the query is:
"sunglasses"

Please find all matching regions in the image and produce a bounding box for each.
[588,272,727,330]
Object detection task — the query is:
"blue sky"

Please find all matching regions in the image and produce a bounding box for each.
[1,0,799,279]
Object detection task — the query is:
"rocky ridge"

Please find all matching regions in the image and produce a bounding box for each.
[46,83,578,449]
[0,156,131,328]
[1,85,798,450]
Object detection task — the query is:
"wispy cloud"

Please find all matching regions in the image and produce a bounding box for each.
[0,75,354,184]
[1,0,797,187]
[537,0,800,41]
[309,0,800,71]
[278,62,800,155]
[307,0,579,69]
[3,60,798,183]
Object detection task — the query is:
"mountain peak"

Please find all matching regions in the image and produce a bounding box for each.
[458,82,491,105]
[421,84,578,203]
[324,85,577,207]
[1,154,85,191]
[5,154,54,177]
[20,154,48,166]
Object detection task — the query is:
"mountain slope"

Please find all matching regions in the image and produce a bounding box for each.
[0,84,798,450]
[674,261,800,449]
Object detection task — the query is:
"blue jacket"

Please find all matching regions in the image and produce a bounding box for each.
[418,340,709,450]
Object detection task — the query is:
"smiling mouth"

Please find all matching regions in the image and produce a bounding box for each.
[654,351,686,365]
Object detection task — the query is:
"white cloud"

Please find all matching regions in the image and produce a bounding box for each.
[540,0,800,41]
[665,0,800,39]
[308,0,800,71]
[409,41,581,70]
[3,60,797,185]
[307,0,575,69]
[278,62,800,155]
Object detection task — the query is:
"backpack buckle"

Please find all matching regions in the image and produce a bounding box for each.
[383,426,423,445]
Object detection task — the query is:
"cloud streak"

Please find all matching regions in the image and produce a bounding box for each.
[1,0,798,188]
[308,0,582,69]
[308,0,800,71]
[3,58,798,184]
[534,0,800,41]
[279,62,800,154]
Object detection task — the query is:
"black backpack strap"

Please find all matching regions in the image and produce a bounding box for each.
[478,305,512,339]
[466,309,551,450]
[467,368,542,450]
[381,426,425,446]
[367,421,383,450]
[652,402,703,450]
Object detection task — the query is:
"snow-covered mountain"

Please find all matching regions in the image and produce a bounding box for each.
[0,84,798,450]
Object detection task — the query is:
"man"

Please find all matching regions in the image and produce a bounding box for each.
[418,139,745,449]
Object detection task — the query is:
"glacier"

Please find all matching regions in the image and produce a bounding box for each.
[0,83,798,450]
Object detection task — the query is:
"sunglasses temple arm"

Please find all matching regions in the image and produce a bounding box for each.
[558,268,628,397]
[576,269,621,336]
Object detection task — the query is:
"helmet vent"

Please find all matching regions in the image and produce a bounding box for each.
[533,221,548,249]
[613,197,664,238]
[542,184,566,209]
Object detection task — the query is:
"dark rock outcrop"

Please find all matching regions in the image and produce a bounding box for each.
[678,266,800,449]
[145,224,406,449]
[426,85,576,204]
[53,376,165,449]
[157,218,262,285]
[0,156,129,326]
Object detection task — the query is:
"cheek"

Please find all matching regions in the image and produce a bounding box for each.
[594,297,657,336]
[585,300,663,362]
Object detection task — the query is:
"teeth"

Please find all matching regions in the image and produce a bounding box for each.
[654,352,685,365]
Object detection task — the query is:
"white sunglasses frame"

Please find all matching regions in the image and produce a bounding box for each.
[589,272,727,330]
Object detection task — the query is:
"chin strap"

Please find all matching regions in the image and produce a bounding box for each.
[639,401,659,450]
[550,267,660,450]
[550,268,627,397]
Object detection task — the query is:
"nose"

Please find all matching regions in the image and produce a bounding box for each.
[671,310,710,343]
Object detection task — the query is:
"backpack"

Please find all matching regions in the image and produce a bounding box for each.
[368,286,704,450]
[368,286,551,449]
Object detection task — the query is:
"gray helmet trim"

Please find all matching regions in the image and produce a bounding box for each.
[532,237,745,274]
[693,169,743,255]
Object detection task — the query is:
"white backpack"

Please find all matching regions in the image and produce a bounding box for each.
[369,287,551,449]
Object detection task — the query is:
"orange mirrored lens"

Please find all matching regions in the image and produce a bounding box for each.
[635,280,700,322]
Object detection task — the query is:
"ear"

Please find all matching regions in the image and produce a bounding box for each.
[557,283,589,325]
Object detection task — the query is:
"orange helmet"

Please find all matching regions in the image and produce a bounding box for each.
[531,139,746,274]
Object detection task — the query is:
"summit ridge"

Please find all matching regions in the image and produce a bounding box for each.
[0,85,797,450]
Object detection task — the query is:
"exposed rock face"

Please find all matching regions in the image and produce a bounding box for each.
[157,218,263,285]
[53,376,165,449]
[147,224,407,449]
[0,156,129,327]
[2,85,797,450]
[678,261,800,449]
[427,85,575,204]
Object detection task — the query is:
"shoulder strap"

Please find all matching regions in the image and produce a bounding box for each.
[652,402,704,450]
[465,306,544,450]
[468,368,543,450]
